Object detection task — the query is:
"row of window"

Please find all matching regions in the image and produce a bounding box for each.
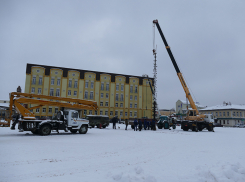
[83,110,137,117]
[203,111,243,117]
[34,107,58,113]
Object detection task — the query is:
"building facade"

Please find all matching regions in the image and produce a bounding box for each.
[24,64,154,120]
[200,103,245,127]
[176,99,206,116]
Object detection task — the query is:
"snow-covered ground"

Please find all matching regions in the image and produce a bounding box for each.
[1,124,245,182]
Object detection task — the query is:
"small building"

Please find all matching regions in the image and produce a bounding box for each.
[159,109,175,117]
[200,103,245,127]
[0,100,9,120]
[176,99,206,116]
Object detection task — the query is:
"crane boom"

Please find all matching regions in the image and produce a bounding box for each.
[153,20,199,114]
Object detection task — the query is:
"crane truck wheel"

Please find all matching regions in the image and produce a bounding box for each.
[79,125,88,134]
[39,124,51,136]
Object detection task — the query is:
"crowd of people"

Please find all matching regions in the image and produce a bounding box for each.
[111,116,157,131]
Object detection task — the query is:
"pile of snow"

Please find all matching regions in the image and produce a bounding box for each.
[0,124,245,182]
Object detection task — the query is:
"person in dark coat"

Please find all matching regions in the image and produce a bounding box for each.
[133,119,138,131]
[144,119,147,130]
[138,119,142,131]
[112,116,118,129]
[11,113,20,130]
[125,119,128,130]
[152,119,156,130]
[147,120,150,130]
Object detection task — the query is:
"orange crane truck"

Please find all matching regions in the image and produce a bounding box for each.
[153,20,214,132]
[6,92,98,135]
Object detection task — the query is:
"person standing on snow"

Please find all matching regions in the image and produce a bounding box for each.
[138,119,142,131]
[144,119,147,130]
[112,116,118,129]
[134,119,138,131]
[125,119,128,130]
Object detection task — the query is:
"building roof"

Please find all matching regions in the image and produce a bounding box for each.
[178,99,206,108]
[26,63,154,86]
[200,104,245,111]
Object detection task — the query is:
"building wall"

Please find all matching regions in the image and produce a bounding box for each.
[200,109,245,127]
[25,64,154,120]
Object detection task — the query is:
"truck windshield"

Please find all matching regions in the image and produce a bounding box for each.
[72,112,79,119]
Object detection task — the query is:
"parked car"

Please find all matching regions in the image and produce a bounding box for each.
[233,124,245,128]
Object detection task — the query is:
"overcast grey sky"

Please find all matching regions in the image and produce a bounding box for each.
[1,0,245,109]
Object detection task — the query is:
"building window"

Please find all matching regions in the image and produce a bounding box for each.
[106,83,109,91]
[115,111,118,116]
[74,81,78,88]
[31,87,35,93]
[116,84,119,91]
[32,76,36,84]
[130,95,132,100]
[74,91,77,96]
[38,88,41,94]
[84,91,88,99]
[57,79,60,86]
[36,108,39,113]
[56,89,60,96]
[42,108,46,113]
[100,110,103,115]
[84,110,87,115]
[50,89,54,96]
[120,111,123,116]
[121,84,124,91]
[90,92,93,99]
[134,104,137,108]
[223,112,225,117]
[89,110,92,115]
[104,77,107,80]
[55,108,58,113]
[115,103,118,107]
[216,112,218,117]
[120,103,123,107]
[119,78,122,81]
[95,110,97,115]
[130,86,133,93]
[120,94,123,101]
[105,102,108,106]
[49,108,52,113]
[37,69,40,73]
[89,75,91,78]
[135,96,137,101]
[106,93,109,98]
[68,80,72,88]
[100,102,103,106]
[104,111,108,115]
[38,77,42,85]
[135,86,138,93]
[240,112,242,117]
[85,81,88,88]
[237,112,239,117]
[125,112,127,116]
[130,103,132,108]
[223,120,225,124]
[233,112,236,116]
[134,111,137,117]
[219,112,221,117]
[227,112,229,116]
[91,82,94,89]
[115,94,119,101]
[51,78,54,85]
[227,120,229,124]
[101,93,104,98]
[130,111,132,117]
[101,83,104,90]
[68,90,71,96]
[110,111,113,116]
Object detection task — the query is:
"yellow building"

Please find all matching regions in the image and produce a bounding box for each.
[25,63,154,120]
